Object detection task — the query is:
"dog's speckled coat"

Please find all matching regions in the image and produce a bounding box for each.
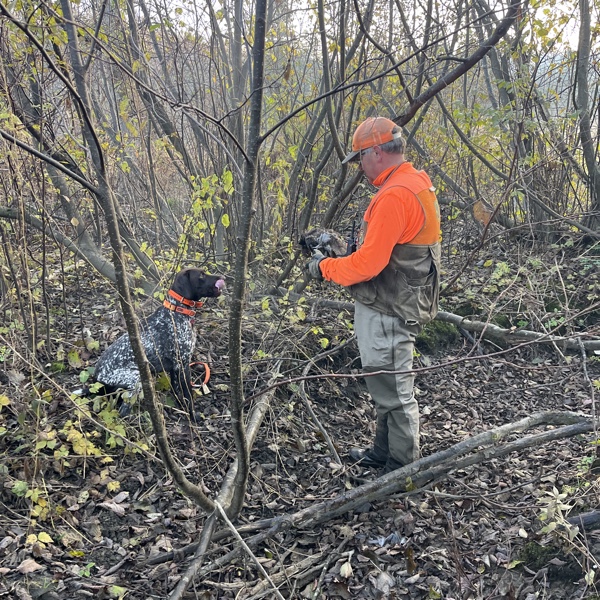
[94,268,224,415]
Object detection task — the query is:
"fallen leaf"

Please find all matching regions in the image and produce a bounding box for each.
[17,558,45,574]
[98,501,128,517]
[340,561,353,578]
[374,571,396,592]
[112,491,130,504]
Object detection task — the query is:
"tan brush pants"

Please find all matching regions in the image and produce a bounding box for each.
[354,301,421,468]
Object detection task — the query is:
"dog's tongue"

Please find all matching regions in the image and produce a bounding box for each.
[215,279,226,291]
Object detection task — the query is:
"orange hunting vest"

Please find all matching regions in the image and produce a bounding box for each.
[349,166,441,325]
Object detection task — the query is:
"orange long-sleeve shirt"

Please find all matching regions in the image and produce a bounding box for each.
[320,162,435,287]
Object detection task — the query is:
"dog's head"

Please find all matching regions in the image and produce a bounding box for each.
[172,268,226,301]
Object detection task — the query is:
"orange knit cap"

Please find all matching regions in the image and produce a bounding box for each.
[342,117,403,164]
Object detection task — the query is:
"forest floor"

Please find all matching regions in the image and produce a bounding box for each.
[0,258,599,600]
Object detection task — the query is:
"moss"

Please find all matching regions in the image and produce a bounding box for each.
[492,314,511,328]
[519,542,557,570]
[519,542,583,581]
[453,301,482,317]
[545,299,563,312]
[416,320,459,353]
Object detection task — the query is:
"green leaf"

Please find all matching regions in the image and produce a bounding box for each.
[429,585,442,599]
[88,381,103,393]
[108,585,127,600]
[12,480,28,497]
[222,170,234,194]
[68,350,82,369]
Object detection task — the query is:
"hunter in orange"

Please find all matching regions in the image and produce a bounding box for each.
[306,116,441,474]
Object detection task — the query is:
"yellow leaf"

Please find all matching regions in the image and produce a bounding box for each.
[107,480,121,492]
[38,532,53,544]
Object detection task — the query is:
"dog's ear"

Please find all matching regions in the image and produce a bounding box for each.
[173,268,195,300]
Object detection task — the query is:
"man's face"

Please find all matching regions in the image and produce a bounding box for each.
[358,146,382,184]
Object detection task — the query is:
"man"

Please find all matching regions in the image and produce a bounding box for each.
[307,116,441,473]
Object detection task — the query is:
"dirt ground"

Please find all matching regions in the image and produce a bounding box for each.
[0,280,599,599]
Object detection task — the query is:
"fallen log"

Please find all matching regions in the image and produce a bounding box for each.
[567,510,600,532]
[269,289,600,352]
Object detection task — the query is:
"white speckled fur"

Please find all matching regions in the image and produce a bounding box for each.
[94,269,223,415]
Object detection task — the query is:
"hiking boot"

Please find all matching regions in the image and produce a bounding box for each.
[348,447,387,468]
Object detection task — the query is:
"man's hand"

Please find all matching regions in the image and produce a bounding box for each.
[306,250,325,280]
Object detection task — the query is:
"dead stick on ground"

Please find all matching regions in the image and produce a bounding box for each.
[214,501,286,600]
[310,538,349,600]
[170,512,219,597]
[246,552,325,597]
[578,336,597,438]
[146,519,276,566]
[296,337,355,463]
[158,411,592,570]
[276,298,600,351]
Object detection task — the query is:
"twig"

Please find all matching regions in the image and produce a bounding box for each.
[246,552,325,598]
[145,518,276,566]
[100,556,129,576]
[531,312,567,363]
[243,314,600,406]
[311,538,348,599]
[169,512,218,599]
[296,340,353,464]
[577,336,597,439]
[214,501,286,600]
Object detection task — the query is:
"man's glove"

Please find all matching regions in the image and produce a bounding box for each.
[306,250,325,280]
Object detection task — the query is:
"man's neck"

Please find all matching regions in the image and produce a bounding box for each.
[380,154,405,171]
